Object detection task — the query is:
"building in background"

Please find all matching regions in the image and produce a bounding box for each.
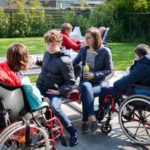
[1,0,106,9]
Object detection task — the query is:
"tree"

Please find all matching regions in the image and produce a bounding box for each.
[28,0,42,8]
[134,0,149,12]
[79,0,88,7]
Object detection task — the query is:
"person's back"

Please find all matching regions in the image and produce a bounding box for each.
[0,44,43,111]
[114,44,150,91]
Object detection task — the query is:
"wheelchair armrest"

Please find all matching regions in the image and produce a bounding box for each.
[32,101,49,112]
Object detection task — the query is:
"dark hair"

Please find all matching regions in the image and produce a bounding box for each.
[7,43,29,71]
[86,27,102,50]
[44,29,62,44]
[135,44,150,57]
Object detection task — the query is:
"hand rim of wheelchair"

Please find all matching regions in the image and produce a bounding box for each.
[0,121,51,150]
[119,94,150,145]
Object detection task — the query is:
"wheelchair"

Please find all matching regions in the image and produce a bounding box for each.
[0,83,67,150]
[95,85,150,145]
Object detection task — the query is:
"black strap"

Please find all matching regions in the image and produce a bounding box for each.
[24,119,31,147]
[0,82,20,91]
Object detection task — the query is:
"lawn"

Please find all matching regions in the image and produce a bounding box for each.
[0,37,137,70]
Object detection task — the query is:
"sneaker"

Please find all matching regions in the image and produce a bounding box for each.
[81,123,89,134]
[66,126,78,146]
[90,121,97,132]
[69,132,78,146]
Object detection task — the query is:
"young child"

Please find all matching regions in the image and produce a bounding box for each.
[60,23,82,51]
[98,44,150,118]
[0,43,43,110]
[36,29,78,146]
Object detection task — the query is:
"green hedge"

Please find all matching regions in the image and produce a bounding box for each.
[0,0,150,42]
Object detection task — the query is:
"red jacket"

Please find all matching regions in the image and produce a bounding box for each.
[61,31,81,51]
[0,61,21,87]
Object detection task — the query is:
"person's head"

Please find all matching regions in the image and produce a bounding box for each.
[134,44,150,60]
[7,43,29,71]
[44,29,62,54]
[85,27,102,50]
[61,23,73,36]
[99,26,106,36]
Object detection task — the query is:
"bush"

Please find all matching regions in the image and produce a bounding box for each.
[1,0,53,38]
[27,8,46,36]
[0,7,8,38]
[8,11,29,37]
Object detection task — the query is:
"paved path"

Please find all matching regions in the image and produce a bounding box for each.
[56,104,150,150]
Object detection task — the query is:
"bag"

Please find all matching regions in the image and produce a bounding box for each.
[67,85,81,103]
[21,77,43,110]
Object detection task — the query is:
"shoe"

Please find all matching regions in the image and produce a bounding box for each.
[66,126,78,146]
[90,121,97,132]
[69,132,78,146]
[81,123,89,134]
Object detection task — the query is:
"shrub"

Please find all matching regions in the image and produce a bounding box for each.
[0,7,8,38]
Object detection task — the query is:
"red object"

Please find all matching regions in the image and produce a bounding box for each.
[69,92,80,101]
[61,31,81,51]
[0,61,21,87]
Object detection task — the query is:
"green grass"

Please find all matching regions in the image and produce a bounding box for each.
[0,37,45,56]
[0,37,137,70]
[110,42,137,70]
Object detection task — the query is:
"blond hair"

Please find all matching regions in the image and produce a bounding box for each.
[44,29,62,44]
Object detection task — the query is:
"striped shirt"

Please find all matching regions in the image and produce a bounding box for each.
[85,50,97,70]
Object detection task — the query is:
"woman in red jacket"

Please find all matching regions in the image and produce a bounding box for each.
[61,23,81,51]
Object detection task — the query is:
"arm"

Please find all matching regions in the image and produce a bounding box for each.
[63,35,81,51]
[58,57,76,96]
[94,48,113,80]
[72,52,82,68]
[114,64,146,91]
[75,40,81,44]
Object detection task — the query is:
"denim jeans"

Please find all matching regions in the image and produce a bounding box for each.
[38,88,72,129]
[80,81,101,122]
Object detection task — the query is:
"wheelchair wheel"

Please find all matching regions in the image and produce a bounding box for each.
[101,124,112,134]
[119,95,150,145]
[0,121,51,150]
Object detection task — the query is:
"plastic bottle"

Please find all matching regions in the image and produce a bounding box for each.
[83,64,89,78]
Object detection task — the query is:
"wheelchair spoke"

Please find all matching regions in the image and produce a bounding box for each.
[126,105,140,120]
[145,113,150,119]
[143,123,150,139]
[133,122,141,138]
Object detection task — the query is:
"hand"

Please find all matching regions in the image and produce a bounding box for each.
[46,89,60,95]
[83,73,94,80]
[80,40,86,45]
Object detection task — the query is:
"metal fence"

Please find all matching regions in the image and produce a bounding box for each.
[1,8,150,41]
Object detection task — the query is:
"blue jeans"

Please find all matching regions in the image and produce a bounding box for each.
[80,81,101,122]
[38,88,71,129]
